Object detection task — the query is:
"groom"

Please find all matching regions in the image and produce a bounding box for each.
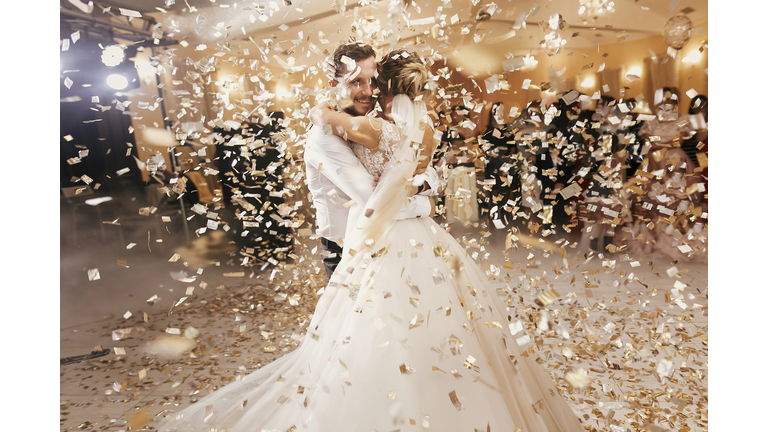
[304,41,439,278]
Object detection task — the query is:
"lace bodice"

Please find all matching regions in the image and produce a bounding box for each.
[351,120,402,178]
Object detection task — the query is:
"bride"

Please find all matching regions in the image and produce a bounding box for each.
[158,49,584,432]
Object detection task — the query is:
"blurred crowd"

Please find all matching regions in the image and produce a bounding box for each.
[166,86,709,265]
[432,87,709,262]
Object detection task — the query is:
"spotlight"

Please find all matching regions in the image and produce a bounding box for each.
[60,39,139,97]
[276,86,292,99]
[101,45,126,67]
[106,74,129,90]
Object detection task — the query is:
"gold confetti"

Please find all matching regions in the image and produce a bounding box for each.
[565,368,591,388]
[463,355,479,372]
[448,390,463,410]
[535,288,560,307]
[57,8,709,432]
[127,410,150,430]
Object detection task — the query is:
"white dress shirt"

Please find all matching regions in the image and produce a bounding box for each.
[305,126,439,242]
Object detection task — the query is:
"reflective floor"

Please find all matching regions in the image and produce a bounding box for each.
[59,185,708,431]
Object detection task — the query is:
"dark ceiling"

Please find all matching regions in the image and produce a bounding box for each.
[64,0,215,14]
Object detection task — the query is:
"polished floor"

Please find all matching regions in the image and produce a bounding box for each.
[58,183,708,432]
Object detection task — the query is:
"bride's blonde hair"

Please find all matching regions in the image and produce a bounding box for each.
[376,49,432,101]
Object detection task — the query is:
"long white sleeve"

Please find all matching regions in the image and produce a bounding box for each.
[305,127,431,241]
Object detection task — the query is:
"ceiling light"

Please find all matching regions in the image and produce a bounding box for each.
[578,0,615,22]
[106,74,129,90]
[522,54,538,70]
[101,45,126,67]
[625,67,642,82]
[351,17,382,44]
[682,50,702,63]
[539,15,568,54]
[275,86,292,99]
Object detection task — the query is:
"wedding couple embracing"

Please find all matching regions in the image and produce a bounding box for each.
[158,41,584,432]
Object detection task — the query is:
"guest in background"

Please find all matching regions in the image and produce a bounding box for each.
[481,102,514,156]
[437,105,481,167]
[217,113,294,264]
[480,102,516,220]
[583,133,629,253]
[552,91,582,133]
[508,101,549,227]
[594,95,617,130]
[442,105,482,224]
[546,92,590,236]
[683,95,708,178]
[683,94,708,214]
[616,98,646,179]
[617,88,706,262]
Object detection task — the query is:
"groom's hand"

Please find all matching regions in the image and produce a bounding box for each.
[372,177,380,188]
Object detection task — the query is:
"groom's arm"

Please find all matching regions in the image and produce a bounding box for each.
[305,127,432,219]
[305,127,375,206]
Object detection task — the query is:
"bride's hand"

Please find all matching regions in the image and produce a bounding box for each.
[308,99,336,126]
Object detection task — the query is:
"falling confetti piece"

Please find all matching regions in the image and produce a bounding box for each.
[565,368,591,388]
[448,390,463,410]
[87,268,100,281]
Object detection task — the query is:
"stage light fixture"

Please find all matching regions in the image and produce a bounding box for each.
[101,45,126,67]
[106,74,129,90]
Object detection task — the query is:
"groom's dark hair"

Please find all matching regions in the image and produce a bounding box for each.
[331,41,376,80]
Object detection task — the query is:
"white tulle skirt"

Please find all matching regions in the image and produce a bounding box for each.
[157,217,584,432]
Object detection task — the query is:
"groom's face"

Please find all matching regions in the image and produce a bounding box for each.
[337,56,377,116]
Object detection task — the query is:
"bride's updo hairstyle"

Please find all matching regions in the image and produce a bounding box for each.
[376,49,432,101]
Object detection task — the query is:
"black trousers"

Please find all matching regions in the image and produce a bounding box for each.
[320,237,343,279]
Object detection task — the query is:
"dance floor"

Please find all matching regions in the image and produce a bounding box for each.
[60,188,707,432]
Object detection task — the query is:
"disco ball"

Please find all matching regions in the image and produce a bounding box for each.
[662,15,693,50]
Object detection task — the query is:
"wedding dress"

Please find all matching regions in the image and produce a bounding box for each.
[158,95,584,432]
